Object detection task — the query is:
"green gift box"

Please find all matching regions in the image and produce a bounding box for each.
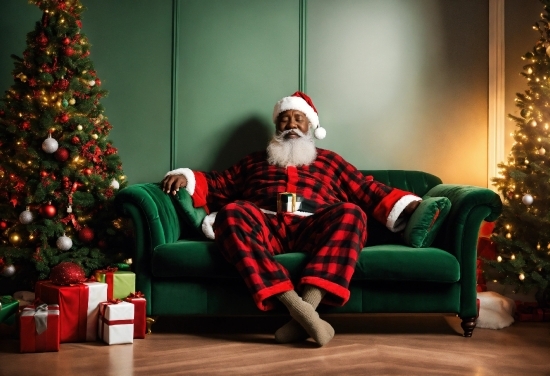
[0,295,19,326]
[94,270,135,300]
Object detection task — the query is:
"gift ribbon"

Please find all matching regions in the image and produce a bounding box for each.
[21,304,60,335]
[127,291,144,299]
[99,302,134,340]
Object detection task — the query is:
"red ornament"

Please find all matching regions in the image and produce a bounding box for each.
[62,37,71,46]
[0,220,8,230]
[55,79,69,91]
[97,240,107,249]
[83,168,92,175]
[50,262,86,285]
[20,120,31,131]
[95,78,101,86]
[59,113,70,123]
[36,33,48,46]
[40,171,49,178]
[64,47,74,56]
[71,136,80,145]
[54,147,69,162]
[78,227,94,243]
[40,202,57,218]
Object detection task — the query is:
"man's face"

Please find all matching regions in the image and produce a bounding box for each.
[276,110,309,139]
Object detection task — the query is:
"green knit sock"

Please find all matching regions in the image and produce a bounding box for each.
[275,285,325,343]
[276,289,334,346]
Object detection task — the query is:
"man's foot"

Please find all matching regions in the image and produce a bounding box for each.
[277,290,334,346]
[274,319,308,343]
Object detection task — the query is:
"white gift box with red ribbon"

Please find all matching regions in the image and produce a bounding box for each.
[98,301,134,345]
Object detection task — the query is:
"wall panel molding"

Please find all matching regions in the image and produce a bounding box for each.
[170,0,180,171]
[488,0,506,189]
[299,0,307,92]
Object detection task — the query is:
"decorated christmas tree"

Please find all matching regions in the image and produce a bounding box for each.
[489,0,550,306]
[0,0,131,289]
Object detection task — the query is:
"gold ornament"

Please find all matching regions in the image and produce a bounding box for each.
[9,232,22,246]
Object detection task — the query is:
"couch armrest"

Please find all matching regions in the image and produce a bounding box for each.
[114,183,183,315]
[425,184,503,317]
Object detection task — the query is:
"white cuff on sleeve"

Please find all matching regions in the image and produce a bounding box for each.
[165,168,196,196]
[201,212,217,240]
[386,195,422,232]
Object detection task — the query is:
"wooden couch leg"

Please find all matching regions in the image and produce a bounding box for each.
[146,316,158,334]
[460,316,476,337]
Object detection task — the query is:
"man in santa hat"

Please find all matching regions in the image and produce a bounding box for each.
[161,91,421,346]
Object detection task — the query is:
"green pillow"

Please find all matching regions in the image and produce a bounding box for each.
[403,196,451,248]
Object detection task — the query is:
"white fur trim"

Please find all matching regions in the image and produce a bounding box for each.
[476,291,515,329]
[314,127,326,140]
[386,195,422,232]
[201,212,217,240]
[273,96,320,129]
[165,168,196,196]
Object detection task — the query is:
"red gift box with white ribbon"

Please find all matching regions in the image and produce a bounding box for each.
[35,280,107,342]
[20,304,60,353]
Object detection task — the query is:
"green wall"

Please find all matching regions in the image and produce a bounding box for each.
[0,0,539,187]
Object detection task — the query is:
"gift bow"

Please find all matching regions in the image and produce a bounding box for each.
[21,303,59,335]
[109,299,123,304]
[127,291,144,299]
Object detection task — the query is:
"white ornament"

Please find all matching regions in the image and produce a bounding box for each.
[67,205,73,213]
[110,179,120,190]
[314,126,326,140]
[522,194,534,206]
[19,208,34,224]
[92,134,98,140]
[56,233,73,251]
[77,125,83,131]
[1,264,16,277]
[539,147,546,155]
[88,80,96,86]
[42,134,59,154]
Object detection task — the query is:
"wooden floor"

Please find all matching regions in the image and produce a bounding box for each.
[0,314,549,375]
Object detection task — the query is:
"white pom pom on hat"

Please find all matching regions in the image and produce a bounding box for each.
[273,91,326,139]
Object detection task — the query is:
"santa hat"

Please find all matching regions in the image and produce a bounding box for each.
[272,91,326,139]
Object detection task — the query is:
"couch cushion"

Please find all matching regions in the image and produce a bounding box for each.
[152,241,460,283]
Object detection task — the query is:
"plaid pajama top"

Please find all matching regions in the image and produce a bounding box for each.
[178,148,418,232]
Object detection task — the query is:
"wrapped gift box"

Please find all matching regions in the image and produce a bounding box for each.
[20,304,60,353]
[35,280,107,342]
[94,269,136,300]
[98,301,134,345]
[0,295,19,326]
[124,292,146,339]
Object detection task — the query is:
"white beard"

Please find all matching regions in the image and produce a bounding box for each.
[266,129,317,168]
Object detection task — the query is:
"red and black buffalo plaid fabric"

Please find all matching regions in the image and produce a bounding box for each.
[187,148,416,311]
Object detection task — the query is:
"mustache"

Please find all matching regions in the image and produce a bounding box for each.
[275,128,307,140]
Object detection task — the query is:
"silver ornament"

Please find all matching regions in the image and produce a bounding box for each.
[19,209,34,224]
[1,264,16,277]
[522,194,534,206]
[42,135,59,154]
[56,234,73,251]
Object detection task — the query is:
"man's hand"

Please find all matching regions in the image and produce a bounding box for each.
[399,200,420,218]
[161,175,187,195]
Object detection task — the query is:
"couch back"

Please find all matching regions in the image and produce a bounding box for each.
[360,170,442,197]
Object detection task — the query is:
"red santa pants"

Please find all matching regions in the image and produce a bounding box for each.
[213,200,367,311]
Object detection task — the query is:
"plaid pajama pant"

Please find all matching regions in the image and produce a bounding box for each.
[214,200,367,311]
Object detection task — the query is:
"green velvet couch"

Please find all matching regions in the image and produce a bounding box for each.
[114,170,502,337]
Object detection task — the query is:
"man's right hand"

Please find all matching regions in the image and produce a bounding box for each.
[161,175,188,195]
